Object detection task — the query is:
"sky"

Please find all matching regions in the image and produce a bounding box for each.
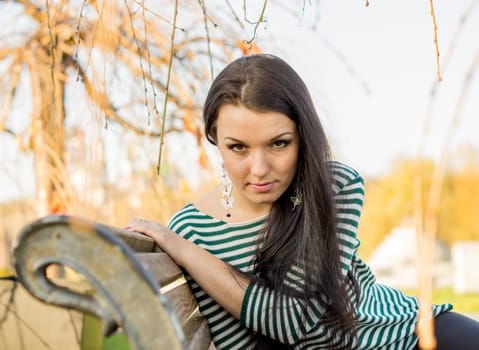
[1,0,478,201]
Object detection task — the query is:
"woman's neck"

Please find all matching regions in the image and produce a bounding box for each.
[227,187,271,221]
[194,185,270,223]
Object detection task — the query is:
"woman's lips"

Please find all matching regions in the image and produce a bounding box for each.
[250,182,274,192]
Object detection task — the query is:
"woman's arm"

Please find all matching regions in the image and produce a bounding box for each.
[128,219,323,344]
[127,219,249,319]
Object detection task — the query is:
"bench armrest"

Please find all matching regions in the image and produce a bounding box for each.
[12,215,191,350]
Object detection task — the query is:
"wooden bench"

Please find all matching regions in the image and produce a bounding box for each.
[12,214,214,350]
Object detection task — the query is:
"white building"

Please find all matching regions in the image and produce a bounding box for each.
[368,224,452,290]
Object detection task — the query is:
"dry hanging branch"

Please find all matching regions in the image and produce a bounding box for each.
[414,3,478,349]
[319,36,371,96]
[140,0,160,121]
[225,0,245,29]
[123,0,154,124]
[417,48,479,350]
[197,0,215,80]
[157,0,179,175]
[243,0,268,44]
[130,0,186,31]
[429,0,442,82]
[416,0,478,181]
[422,0,478,135]
[414,2,441,347]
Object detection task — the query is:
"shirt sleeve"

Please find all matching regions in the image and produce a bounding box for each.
[240,279,326,344]
[331,162,364,278]
[239,162,365,344]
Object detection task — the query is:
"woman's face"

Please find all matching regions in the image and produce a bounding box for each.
[216,104,299,213]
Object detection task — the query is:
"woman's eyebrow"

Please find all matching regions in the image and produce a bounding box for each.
[270,132,294,141]
[223,136,243,143]
[223,131,294,143]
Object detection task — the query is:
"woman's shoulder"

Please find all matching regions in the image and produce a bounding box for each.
[329,161,362,179]
[167,186,223,229]
[328,161,365,194]
[193,185,221,215]
[167,203,200,227]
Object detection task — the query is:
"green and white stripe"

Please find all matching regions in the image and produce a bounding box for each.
[168,162,452,349]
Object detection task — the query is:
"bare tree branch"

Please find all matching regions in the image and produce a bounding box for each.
[429,0,442,82]
[157,0,179,174]
[243,0,268,44]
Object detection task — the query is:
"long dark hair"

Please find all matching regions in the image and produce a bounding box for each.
[203,54,357,349]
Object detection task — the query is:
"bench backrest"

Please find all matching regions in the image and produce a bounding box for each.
[12,215,214,350]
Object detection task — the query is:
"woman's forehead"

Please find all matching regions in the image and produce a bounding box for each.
[216,104,297,139]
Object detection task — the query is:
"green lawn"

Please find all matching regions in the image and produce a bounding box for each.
[400,288,479,313]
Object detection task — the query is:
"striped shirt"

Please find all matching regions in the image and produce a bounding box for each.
[168,161,452,349]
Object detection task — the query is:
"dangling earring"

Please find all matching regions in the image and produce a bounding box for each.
[290,171,303,211]
[220,163,234,217]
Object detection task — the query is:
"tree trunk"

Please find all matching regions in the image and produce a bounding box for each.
[32,42,67,217]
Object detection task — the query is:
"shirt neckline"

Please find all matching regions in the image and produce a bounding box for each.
[187,203,267,226]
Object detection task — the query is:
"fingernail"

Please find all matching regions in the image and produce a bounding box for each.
[123,226,132,230]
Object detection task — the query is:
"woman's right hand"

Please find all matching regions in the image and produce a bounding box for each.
[126,217,166,242]
[126,217,249,319]
[125,217,184,266]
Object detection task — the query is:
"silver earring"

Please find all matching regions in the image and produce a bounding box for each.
[220,163,233,217]
[290,173,303,211]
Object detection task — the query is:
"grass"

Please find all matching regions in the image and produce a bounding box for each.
[400,288,479,313]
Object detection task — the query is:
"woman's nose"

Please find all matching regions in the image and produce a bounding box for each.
[249,151,270,177]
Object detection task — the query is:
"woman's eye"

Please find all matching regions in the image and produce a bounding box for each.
[228,144,245,152]
[272,140,290,148]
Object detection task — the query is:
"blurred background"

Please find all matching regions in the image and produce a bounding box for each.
[0,0,478,348]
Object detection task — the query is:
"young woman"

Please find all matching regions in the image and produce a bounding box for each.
[128,54,479,349]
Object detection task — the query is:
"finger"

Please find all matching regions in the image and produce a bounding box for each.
[126,218,145,227]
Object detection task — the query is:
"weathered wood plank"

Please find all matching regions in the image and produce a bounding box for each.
[185,316,213,350]
[102,225,158,253]
[136,252,183,285]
